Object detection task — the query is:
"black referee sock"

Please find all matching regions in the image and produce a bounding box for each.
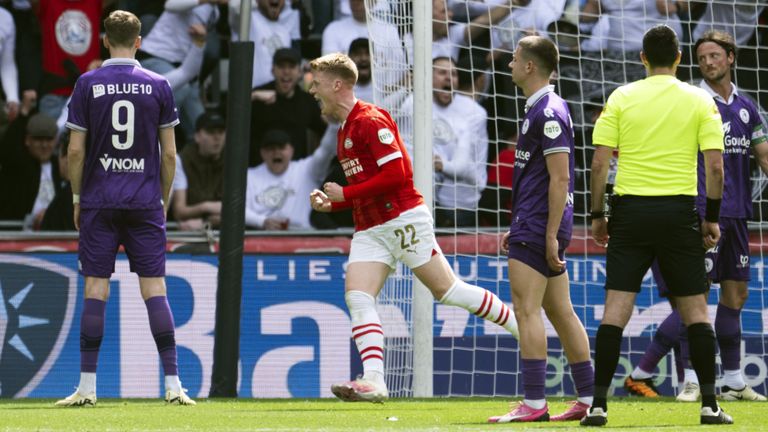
[687,322,718,411]
[592,324,624,411]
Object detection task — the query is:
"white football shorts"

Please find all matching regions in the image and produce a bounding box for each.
[348,205,442,269]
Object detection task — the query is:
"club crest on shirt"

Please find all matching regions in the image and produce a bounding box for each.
[55,10,92,56]
[378,128,395,144]
[521,119,530,135]
[543,120,562,139]
[739,108,750,124]
[257,185,292,209]
[344,137,353,149]
[433,118,455,144]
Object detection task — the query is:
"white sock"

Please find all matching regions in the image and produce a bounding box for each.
[78,372,96,395]
[346,291,385,384]
[631,366,653,380]
[524,398,547,409]
[439,279,517,336]
[165,375,182,393]
[722,369,746,390]
[684,368,699,385]
[577,396,594,406]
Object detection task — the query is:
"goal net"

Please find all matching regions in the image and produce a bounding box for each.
[365,0,768,397]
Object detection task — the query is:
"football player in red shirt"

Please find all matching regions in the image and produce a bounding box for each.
[309,52,519,402]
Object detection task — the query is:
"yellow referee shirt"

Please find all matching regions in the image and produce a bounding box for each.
[593,74,724,196]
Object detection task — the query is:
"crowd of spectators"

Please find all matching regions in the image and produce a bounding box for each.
[0,0,765,231]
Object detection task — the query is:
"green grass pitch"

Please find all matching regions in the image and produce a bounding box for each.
[0,398,763,431]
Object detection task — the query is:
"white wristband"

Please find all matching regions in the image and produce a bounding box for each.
[72,193,80,204]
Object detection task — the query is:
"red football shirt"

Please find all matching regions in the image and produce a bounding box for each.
[337,101,423,231]
[39,0,102,96]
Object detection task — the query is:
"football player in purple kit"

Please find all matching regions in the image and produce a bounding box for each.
[623,30,768,403]
[55,10,195,407]
[488,36,594,423]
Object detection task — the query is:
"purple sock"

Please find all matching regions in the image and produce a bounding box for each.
[521,358,546,401]
[637,310,681,374]
[145,296,178,376]
[680,318,690,368]
[715,303,742,371]
[672,344,684,383]
[80,298,106,373]
[570,360,594,397]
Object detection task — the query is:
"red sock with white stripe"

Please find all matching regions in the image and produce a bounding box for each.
[439,279,518,336]
[345,290,385,384]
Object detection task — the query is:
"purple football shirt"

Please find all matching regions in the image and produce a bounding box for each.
[508,87,575,245]
[66,58,179,210]
[696,84,768,218]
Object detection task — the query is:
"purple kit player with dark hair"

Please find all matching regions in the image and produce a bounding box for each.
[489,36,594,423]
[624,29,768,403]
[55,10,195,407]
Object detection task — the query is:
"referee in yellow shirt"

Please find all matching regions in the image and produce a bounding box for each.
[581,25,732,427]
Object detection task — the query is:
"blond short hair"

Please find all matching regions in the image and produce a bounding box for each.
[309,53,358,86]
[104,10,141,48]
[518,36,559,77]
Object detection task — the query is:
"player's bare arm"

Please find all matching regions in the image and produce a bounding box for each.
[702,148,724,249]
[159,127,177,217]
[68,130,87,231]
[589,145,612,247]
[753,140,768,177]
[544,151,569,272]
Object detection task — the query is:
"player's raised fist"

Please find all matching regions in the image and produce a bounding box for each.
[310,189,331,212]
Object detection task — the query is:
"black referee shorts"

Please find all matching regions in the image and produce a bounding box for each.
[605,195,708,297]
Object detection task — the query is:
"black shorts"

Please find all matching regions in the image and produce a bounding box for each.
[605,195,707,297]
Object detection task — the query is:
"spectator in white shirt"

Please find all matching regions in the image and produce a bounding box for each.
[0,7,19,122]
[405,0,513,62]
[139,1,222,140]
[229,0,301,88]
[491,0,567,53]
[579,0,684,53]
[400,57,489,227]
[245,128,336,230]
[323,0,405,93]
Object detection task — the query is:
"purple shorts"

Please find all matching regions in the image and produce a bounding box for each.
[707,217,750,283]
[652,217,749,295]
[507,241,567,277]
[651,260,670,297]
[78,208,167,278]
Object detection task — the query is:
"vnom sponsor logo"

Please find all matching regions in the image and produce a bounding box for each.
[0,256,76,397]
[99,154,145,172]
